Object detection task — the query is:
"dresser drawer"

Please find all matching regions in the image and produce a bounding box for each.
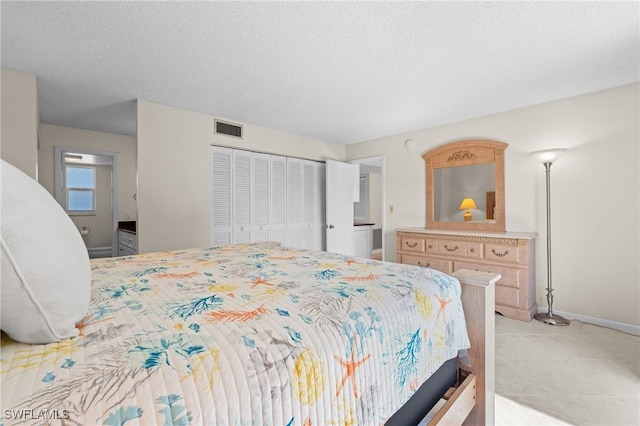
[118,230,138,251]
[401,254,452,274]
[118,244,137,257]
[438,240,465,256]
[425,239,439,254]
[454,261,521,289]
[466,242,484,259]
[401,236,426,253]
[495,286,521,309]
[485,243,519,263]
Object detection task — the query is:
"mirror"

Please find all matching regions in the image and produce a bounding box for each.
[433,163,495,221]
[424,140,507,232]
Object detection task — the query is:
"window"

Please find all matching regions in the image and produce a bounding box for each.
[65,165,95,214]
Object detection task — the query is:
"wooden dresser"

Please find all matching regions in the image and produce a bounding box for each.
[397,228,537,321]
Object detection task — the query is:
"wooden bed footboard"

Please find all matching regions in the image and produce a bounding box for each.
[451,269,499,426]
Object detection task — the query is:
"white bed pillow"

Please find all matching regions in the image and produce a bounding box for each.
[1,160,91,343]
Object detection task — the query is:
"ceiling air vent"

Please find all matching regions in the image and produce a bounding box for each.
[215,120,243,139]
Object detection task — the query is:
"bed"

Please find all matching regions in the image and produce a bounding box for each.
[0,242,496,425]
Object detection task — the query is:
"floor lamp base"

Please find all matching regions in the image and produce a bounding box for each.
[534,312,570,326]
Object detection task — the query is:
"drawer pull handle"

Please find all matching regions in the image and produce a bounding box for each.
[444,245,458,252]
[469,248,475,253]
[428,245,433,249]
[406,242,418,248]
[491,249,509,257]
[418,261,430,267]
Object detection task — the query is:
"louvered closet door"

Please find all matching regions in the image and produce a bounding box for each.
[252,152,270,242]
[233,149,252,243]
[286,158,303,249]
[211,146,233,245]
[302,161,318,250]
[302,160,326,251]
[270,155,287,245]
[316,162,326,250]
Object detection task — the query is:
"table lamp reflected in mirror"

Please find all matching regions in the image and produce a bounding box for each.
[459,197,477,222]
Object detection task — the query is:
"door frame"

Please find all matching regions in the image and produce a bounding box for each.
[349,156,385,261]
[54,146,120,257]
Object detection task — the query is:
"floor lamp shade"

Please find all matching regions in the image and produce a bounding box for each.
[531,148,566,164]
[531,148,569,326]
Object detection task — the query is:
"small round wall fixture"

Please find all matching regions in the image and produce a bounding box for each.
[404,139,415,150]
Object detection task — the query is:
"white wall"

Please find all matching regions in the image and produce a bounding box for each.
[1,69,38,179]
[346,83,639,327]
[137,100,345,253]
[38,124,137,222]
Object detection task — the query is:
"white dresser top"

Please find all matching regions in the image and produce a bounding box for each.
[396,227,537,240]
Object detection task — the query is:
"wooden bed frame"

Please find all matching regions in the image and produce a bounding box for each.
[426,269,498,425]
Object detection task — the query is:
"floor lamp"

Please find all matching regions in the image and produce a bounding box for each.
[531,148,570,326]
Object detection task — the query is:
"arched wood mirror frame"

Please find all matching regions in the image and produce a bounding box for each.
[423,139,507,233]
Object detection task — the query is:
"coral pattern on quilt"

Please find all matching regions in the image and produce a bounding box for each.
[0,242,469,426]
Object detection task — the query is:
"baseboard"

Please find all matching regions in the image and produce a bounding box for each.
[88,246,113,259]
[539,307,640,336]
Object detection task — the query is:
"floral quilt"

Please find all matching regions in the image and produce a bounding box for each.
[1,242,469,425]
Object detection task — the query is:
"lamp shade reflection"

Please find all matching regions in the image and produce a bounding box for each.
[459,198,477,222]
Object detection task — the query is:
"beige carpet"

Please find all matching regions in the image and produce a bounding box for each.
[495,314,640,425]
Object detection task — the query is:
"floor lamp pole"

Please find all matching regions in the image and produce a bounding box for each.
[533,155,569,326]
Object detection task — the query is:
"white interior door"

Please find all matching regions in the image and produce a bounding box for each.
[326,159,357,256]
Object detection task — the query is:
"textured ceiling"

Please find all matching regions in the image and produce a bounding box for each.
[1,1,638,145]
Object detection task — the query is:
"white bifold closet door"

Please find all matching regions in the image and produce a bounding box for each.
[211,146,233,245]
[316,163,327,250]
[211,146,325,250]
[286,158,303,249]
[302,160,326,251]
[270,155,287,245]
[252,152,271,242]
[232,149,252,243]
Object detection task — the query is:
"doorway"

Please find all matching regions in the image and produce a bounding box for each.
[54,146,119,258]
[349,156,385,261]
